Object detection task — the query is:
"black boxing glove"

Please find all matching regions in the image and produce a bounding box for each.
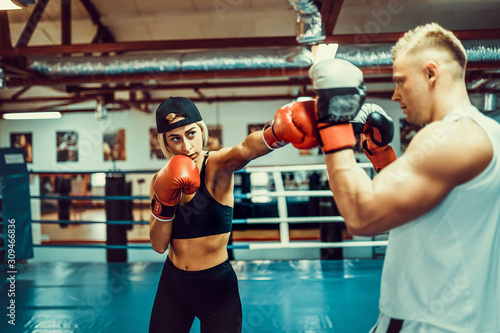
[351,103,397,172]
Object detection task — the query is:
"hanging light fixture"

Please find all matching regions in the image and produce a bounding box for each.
[95,96,108,119]
[0,67,6,89]
[0,0,22,10]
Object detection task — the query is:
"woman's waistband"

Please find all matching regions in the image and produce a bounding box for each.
[166,256,231,278]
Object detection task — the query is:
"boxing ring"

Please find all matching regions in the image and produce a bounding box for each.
[1,162,385,332]
[2,260,383,332]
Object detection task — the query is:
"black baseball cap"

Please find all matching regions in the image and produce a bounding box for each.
[155,97,203,133]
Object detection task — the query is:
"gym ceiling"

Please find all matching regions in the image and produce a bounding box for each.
[0,0,499,116]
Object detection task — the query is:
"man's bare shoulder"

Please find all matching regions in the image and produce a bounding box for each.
[404,118,493,185]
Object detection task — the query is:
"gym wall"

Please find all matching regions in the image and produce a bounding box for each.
[0,98,404,172]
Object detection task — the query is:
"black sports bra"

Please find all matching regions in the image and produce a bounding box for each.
[171,152,233,239]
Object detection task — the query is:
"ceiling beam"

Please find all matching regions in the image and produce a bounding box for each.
[61,0,71,46]
[2,29,499,57]
[65,78,313,94]
[134,94,309,104]
[10,86,31,100]
[1,36,297,56]
[91,26,108,44]
[1,78,316,103]
[0,96,88,104]
[320,0,344,36]
[63,77,394,96]
[0,60,41,79]
[0,12,12,48]
[15,0,50,48]
[0,94,308,113]
[13,99,91,112]
[79,0,115,43]
[3,86,497,113]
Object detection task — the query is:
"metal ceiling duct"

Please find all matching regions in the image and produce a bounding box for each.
[27,39,500,77]
[286,0,325,45]
[30,53,182,76]
[335,39,500,67]
[29,47,315,76]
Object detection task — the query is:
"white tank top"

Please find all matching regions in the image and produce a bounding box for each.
[379,105,500,332]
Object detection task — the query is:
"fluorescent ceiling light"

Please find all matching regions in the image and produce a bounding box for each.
[3,112,62,120]
[0,0,22,10]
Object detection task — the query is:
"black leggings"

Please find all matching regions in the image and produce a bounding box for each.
[149,257,242,333]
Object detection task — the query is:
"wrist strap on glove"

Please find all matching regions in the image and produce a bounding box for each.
[150,194,176,222]
[363,141,397,172]
[318,123,356,154]
[262,120,288,150]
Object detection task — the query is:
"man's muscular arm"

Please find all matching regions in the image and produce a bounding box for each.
[325,119,492,236]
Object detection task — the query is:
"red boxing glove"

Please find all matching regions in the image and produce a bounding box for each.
[361,125,397,173]
[352,104,397,172]
[151,155,200,222]
[262,99,320,150]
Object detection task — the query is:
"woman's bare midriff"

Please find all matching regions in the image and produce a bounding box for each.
[168,232,231,271]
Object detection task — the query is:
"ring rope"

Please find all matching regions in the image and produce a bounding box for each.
[32,241,387,250]
[31,216,344,225]
[31,219,150,225]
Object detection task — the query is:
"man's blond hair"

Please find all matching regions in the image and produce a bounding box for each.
[392,23,467,70]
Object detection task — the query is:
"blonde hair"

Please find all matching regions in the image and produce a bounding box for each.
[392,23,467,71]
[157,113,208,159]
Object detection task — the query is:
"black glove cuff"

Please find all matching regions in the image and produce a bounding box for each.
[151,194,176,221]
[323,146,354,155]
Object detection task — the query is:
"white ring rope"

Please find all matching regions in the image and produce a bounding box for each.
[240,216,345,224]
[242,190,333,198]
[244,162,373,173]
[247,240,388,250]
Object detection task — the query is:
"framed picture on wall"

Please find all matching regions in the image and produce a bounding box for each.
[103,129,126,161]
[400,119,424,152]
[10,132,33,163]
[56,131,79,162]
[206,125,222,151]
[248,123,264,135]
[149,128,165,160]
